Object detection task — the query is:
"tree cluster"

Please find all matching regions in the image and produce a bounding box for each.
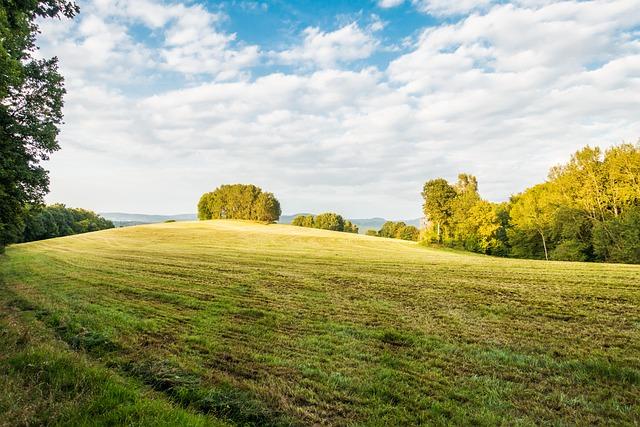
[422,142,640,263]
[291,213,358,233]
[0,1,78,250]
[198,184,281,222]
[19,204,114,242]
[368,221,419,241]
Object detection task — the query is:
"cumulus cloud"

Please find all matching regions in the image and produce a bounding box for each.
[37,0,640,217]
[411,0,495,16]
[275,22,379,68]
[39,0,260,81]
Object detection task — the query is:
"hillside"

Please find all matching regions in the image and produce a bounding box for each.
[100,212,421,233]
[100,212,197,224]
[1,221,639,425]
[278,214,422,233]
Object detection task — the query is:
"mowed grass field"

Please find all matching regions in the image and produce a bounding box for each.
[1,220,639,426]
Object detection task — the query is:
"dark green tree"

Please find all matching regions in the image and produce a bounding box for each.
[21,204,113,242]
[0,1,78,250]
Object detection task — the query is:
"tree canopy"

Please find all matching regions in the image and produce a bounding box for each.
[371,221,419,241]
[0,1,78,250]
[20,204,113,242]
[420,142,640,263]
[291,212,358,233]
[197,184,281,222]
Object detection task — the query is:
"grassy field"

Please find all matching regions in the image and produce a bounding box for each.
[1,220,639,426]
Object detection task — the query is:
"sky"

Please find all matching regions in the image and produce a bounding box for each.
[36,0,640,218]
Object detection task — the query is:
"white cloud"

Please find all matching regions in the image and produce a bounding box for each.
[39,0,260,80]
[159,3,260,78]
[276,22,379,68]
[378,0,405,8]
[38,0,640,218]
[411,0,495,16]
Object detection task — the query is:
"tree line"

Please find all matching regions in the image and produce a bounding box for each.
[198,184,281,222]
[292,213,359,233]
[12,204,114,243]
[422,142,640,263]
[366,221,419,241]
[0,1,78,251]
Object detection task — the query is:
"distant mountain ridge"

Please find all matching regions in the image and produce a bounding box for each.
[101,212,421,233]
[100,212,197,227]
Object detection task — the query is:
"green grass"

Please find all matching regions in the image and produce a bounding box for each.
[1,220,639,425]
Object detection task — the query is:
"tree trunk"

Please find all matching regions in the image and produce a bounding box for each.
[540,231,549,261]
[437,222,441,242]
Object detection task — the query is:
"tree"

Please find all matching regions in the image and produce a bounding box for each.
[314,213,344,231]
[0,1,78,249]
[508,183,557,260]
[197,184,281,222]
[593,206,640,263]
[377,221,403,238]
[292,214,315,227]
[253,192,281,222]
[21,204,113,242]
[301,215,315,227]
[421,179,457,242]
[450,174,481,244]
[291,215,306,226]
[343,220,358,234]
[397,225,419,241]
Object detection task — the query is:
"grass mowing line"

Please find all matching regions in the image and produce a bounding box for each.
[1,220,639,425]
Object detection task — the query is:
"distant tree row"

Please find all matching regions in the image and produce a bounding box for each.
[291,213,358,233]
[198,184,281,222]
[18,204,114,242]
[366,221,419,241]
[422,142,640,263]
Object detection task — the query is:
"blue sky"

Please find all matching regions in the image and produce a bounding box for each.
[36,0,640,217]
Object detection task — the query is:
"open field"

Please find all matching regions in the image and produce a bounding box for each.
[1,220,639,425]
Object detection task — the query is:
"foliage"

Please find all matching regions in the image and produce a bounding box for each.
[592,206,640,264]
[1,221,638,425]
[314,212,345,231]
[508,184,557,260]
[420,142,640,263]
[291,212,358,233]
[374,221,419,241]
[197,184,281,222]
[20,204,114,242]
[421,174,508,255]
[0,1,78,250]
[292,214,315,227]
[343,220,359,234]
[421,178,456,242]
